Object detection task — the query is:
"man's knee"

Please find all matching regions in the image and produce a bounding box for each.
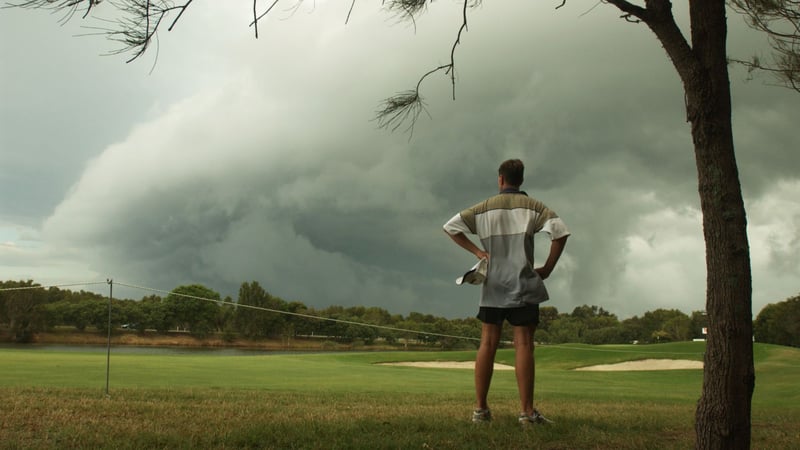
[480,334,501,349]
[513,325,536,348]
[514,338,534,351]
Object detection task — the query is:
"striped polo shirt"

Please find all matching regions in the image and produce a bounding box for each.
[443,190,570,308]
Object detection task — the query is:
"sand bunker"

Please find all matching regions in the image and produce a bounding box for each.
[574,359,703,371]
[379,359,703,371]
[378,361,514,370]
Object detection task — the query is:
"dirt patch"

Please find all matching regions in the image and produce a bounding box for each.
[574,359,703,371]
[378,361,514,370]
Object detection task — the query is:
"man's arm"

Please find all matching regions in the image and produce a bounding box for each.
[535,235,568,279]
[446,231,490,261]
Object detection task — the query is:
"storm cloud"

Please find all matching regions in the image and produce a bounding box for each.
[1,2,798,319]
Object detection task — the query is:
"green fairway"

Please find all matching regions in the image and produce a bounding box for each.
[1,342,797,449]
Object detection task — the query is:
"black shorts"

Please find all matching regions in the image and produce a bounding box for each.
[477,304,540,326]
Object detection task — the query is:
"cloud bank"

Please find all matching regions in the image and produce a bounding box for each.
[1,2,798,319]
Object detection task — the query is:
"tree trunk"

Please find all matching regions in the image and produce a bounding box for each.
[685,2,755,449]
[622,0,756,447]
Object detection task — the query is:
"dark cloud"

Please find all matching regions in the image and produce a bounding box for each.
[2,2,798,320]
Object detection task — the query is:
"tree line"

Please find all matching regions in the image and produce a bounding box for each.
[0,280,797,349]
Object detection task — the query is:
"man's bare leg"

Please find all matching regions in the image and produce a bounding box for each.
[513,323,536,415]
[475,322,502,410]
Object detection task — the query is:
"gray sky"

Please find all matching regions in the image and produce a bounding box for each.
[1,2,798,320]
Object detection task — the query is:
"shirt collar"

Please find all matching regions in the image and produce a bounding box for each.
[500,187,528,195]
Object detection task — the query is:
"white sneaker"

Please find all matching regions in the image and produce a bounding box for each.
[472,408,492,423]
[518,409,553,425]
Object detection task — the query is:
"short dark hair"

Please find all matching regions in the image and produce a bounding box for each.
[498,159,524,186]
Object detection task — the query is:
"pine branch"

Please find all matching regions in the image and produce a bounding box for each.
[729,0,800,92]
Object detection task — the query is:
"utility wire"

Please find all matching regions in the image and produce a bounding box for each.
[0,279,479,342]
[114,281,481,343]
[130,283,698,352]
[0,280,706,354]
[0,281,108,292]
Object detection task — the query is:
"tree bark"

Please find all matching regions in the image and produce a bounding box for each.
[687,3,755,449]
[617,1,755,448]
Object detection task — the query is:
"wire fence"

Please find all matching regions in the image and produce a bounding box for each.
[0,279,707,395]
[0,279,481,343]
[0,279,706,355]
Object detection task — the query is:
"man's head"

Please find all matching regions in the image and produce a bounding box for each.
[498,159,524,188]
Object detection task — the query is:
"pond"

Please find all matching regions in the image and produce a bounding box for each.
[0,343,318,356]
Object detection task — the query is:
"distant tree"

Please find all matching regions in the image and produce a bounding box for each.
[285,301,317,337]
[139,295,170,333]
[753,295,800,347]
[72,298,108,332]
[615,319,643,344]
[534,328,552,344]
[663,314,693,342]
[116,299,145,331]
[652,330,672,343]
[583,326,627,345]
[314,306,350,339]
[361,306,392,326]
[548,316,584,344]
[570,305,605,320]
[451,317,481,343]
[234,281,285,339]
[406,312,437,324]
[342,320,378,345]
[216,295,235,333]
[571,305,620,332]
[70,299,97,331]
[538,306,560,333]
[0,281,48,342]
[44,286,69,304]
[40,300,65,329]
[165,284,220,338]
[623,308,691,342]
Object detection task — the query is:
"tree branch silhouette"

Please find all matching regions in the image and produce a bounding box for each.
[729,0,800,92]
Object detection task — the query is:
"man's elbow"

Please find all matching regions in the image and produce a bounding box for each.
[446,230,464,242]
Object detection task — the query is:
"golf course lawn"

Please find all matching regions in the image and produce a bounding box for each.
[0,342,797,449]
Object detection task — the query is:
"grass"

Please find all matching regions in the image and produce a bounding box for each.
[1,342,798,449]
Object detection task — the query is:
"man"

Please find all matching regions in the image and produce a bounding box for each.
[443,159,570,425]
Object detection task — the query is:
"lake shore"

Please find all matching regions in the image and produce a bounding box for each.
[0,327,436,352]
